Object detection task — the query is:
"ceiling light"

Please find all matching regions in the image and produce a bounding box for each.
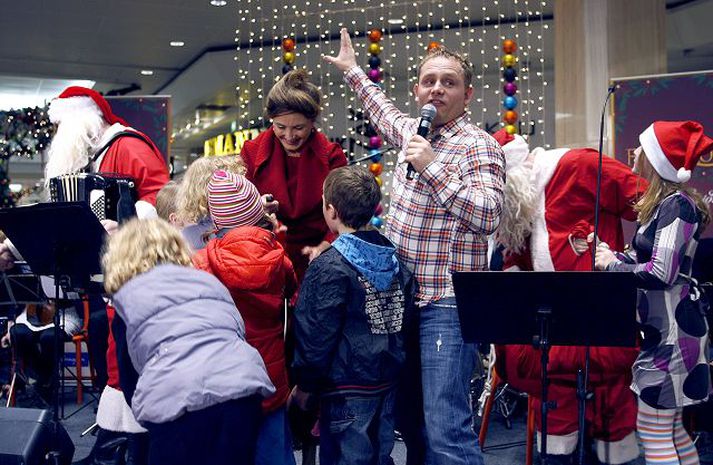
[170,41,185,47]
[140,70,154,76]
[387,18,404,25]
[210,0,227,6]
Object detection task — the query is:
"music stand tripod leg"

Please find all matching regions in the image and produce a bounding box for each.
[576,345,592,465]
[534,306,552,465]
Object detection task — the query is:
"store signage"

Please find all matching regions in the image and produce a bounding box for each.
[204,128,260,156]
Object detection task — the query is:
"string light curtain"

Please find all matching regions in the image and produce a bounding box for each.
[232,0,553,214]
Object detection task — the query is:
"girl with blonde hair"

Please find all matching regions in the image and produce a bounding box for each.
[103,218,274,465]
[596,121,713,465]
[175,155,245,250]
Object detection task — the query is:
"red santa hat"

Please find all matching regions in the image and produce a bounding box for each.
[208,169,265,230]
[492,129,530,170]
[48,86,127,126]
[638,120,713,183]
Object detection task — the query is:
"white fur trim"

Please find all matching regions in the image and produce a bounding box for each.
[96,386,147,433]
[536,430,578,455]
[595,431,639,465]
[639,123,680,183]
[48,96,102,124]
[503,134,530,171]
[529,148,569,272]
[677,167,691,182]
[135,200,157,219]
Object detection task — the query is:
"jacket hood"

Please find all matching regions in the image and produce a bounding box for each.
[331,231,399,292]
[204,226,287,291]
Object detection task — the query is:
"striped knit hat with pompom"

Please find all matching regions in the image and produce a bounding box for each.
[207,169,265,229]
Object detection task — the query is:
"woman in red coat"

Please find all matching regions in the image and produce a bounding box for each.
[241,69,347,284]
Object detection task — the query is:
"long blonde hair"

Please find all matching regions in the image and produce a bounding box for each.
[102,218,193,294]
[175,156,246,224]
[636,156,710,228]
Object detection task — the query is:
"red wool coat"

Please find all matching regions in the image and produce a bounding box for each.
[241,127,347,283]
[193,226,298,412]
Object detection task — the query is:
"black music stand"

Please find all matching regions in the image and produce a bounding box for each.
[0,266,45,308]
[453,271,637,465]
[0,202,106,465]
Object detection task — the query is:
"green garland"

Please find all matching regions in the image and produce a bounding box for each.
[0,162,13,208]
[0,106,54,160]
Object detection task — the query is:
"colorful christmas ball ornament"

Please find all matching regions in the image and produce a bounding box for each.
[503,82,518,96]
[368,148,382,162]
[282,37,295,52]
[501,39,519,134]
[368,28,383,42]
[427,41,440,51]
[502,39,517,54]
[374,203,384,216]
[371,216,384,228]
[369,135,382,148]
[281,37,296,73]
[368,68,382,83]
[374,176,383,187]
[503,96,518,110]
[502,54,516,68]
[503,67,517,82]
[368,55,381,69]
[368,43,381,55]
[504,110,519,125]
[369,162,383,176]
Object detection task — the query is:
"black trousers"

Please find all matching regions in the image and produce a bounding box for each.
[86,296,109,390]
[144,395,262,465]
[10,323,69,387]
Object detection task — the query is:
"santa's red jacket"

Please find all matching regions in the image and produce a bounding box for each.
[498,148,647,421]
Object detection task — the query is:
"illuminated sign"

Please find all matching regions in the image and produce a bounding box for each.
[204,128,260,156]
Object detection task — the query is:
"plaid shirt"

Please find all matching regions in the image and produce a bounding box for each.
[345,67,505,304]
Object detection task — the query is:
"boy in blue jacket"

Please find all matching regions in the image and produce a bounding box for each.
[290,165,417,465]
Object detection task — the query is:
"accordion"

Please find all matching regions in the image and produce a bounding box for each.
[49,172,137,223]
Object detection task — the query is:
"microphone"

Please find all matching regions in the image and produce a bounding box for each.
[407,103,437,180]
[591,84,617,271]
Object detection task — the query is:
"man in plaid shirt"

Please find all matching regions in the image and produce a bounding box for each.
[326,29,505,465]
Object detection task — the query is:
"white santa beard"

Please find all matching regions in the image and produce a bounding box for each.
[45,117,107,181]
[498,165,538,254]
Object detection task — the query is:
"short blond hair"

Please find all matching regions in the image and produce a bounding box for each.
[102,218,192,294]
[176,156,246,224]
[416,46,474,87]
[155,181,179,221]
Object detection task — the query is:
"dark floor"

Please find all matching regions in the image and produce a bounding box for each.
[3,384,713,465]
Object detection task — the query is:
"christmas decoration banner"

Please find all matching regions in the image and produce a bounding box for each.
[612,71,713,238]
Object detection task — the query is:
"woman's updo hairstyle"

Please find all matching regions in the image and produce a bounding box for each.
[265,69,321,121]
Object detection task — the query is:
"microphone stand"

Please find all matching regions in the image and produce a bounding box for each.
[576,84,617,465]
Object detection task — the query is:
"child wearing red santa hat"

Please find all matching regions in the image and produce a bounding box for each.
[596,120,713,465]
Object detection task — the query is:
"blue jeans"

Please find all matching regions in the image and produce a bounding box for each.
[319,390,396,465]
[255,406,296,465]
[420,297,484,465]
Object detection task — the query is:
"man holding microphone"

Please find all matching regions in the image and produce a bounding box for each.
[324,29,505,465]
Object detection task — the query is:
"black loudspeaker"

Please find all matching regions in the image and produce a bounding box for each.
[0,408,74,465]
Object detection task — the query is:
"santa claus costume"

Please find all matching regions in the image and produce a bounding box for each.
[493,130,647,464]
[47,86,169,465]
